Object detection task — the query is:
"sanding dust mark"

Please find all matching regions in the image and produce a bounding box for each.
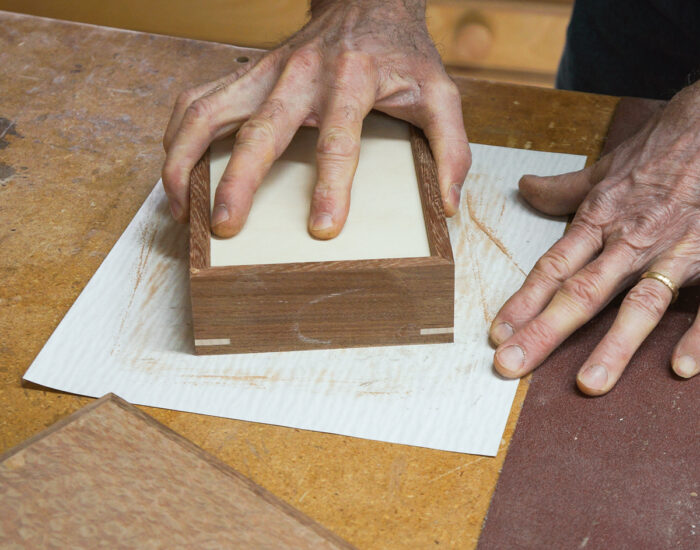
[465,188,525,277]
[180,374,272,389]
[498,198,507,221]
[463,217,491,326]
[112,221,158,357]
[428,456,486,483]
[355,390,410,397]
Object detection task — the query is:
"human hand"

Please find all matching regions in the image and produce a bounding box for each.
[162,0,470,239]
[489,82,700,395]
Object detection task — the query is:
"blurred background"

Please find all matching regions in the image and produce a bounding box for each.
[0,0,574,87]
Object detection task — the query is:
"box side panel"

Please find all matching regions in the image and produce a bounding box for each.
[190,262,453,354]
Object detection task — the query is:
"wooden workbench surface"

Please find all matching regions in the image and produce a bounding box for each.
[0,11,617,549]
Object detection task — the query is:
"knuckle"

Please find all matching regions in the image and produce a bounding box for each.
[624,283,670,320]
[183,98,214,124]
[520,318,558,350]
[311,182,344,214]
[442,78,460,100]
[532,250,573,285]
[512,290,546,322]
[614,206,674,250]
[175,88,199,109]
[576,186,618,225]
[425,77,460,103]
[161,160,183,191]
[236,118,275,148]
[258,98,287,121]
[560,275,604,312]
[312,182,336,204]
[336,102,363,123]
[317,127,359,158]
[568,221,603,250]
[287,45,323,74]
[334,51,373,83]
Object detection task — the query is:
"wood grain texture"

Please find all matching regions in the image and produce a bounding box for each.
[1,0,573,87]
[0,12,616,550]
[189,128,454,354]
[0,394,354,549]
[189,148,210,271]
[410,125,453,261]
[428,0,572,74]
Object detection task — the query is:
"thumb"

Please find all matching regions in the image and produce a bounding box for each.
[518,169,592,215]
[519,153,614,216]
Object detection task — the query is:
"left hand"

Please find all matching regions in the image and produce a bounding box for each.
[489,81,700,395]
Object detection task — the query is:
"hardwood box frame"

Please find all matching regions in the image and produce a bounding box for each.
[189,126,454,355]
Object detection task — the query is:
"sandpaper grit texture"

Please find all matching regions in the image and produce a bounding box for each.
[478,289,700,549]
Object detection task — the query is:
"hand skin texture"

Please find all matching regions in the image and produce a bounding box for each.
[490,81,700,396]
[162,0,470,239]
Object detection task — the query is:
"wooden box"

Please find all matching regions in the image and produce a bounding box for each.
[189,117,454,354]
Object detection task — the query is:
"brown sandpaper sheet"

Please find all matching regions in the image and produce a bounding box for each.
[478,99,699,549]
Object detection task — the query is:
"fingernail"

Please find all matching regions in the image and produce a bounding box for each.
[674,355,697,378]
[491,322,514,345]
[449,184,462,209]
[579,364,608,390]
[496,345,525,374]
[211,204,230,226]
[311,213,333,232]
[170,200,182,220]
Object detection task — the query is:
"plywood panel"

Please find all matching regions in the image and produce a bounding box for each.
[0,11,616,550]
[0,394,354,549]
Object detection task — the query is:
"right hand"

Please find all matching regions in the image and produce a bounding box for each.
[162,0,471,239]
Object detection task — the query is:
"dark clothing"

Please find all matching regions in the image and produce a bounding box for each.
[557,0,700,99]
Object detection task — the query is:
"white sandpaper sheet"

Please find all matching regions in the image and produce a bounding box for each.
[24,142,585,456]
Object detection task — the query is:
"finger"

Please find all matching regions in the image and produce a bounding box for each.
[164,83,212,153]
[212,48,322,237]
[518,154,614,216]
[577,265,680,395]
[414,78,471,217]
[162,56,281,222]
[309,52,377,239]
[489,221,603,346]
[163,55,272,152]
[164,70,248,152]
[672,307,700,379]
[493,244,634,378]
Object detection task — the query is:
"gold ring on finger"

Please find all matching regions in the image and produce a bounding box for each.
[640,271,680,303]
